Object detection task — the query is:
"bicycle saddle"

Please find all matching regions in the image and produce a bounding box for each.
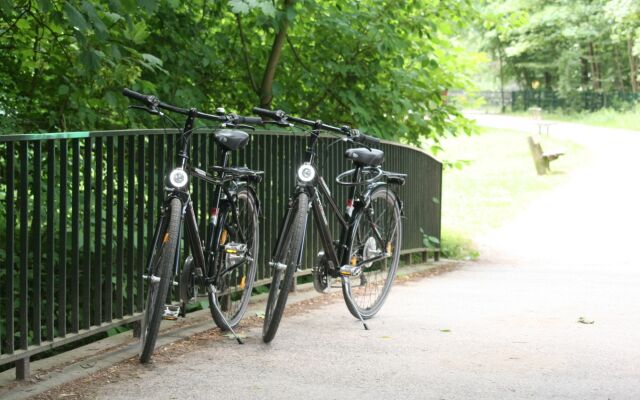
[344,148,384,167]
[214,129,250,151]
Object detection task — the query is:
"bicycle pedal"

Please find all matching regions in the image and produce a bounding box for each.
[162,305,181,320]
[142,274,161,283]
[269,261,287,271]
[339,265,362,277]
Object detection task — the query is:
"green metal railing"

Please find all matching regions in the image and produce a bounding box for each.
[510,90,640,112]
[0,129,441,379]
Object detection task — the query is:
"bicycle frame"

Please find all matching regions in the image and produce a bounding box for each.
[272,129,377,273]
[145,112,256,293]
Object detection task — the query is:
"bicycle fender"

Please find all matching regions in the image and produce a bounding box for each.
[361,183,404,217]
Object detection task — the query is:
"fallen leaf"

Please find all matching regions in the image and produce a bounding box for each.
[440,329,451,333]
[578,317,594,324]
[255,311,265,319]
[380,336,392,339]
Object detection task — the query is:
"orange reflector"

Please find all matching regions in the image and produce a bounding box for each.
[220,229,228,245]
[162,233,170,244]
[239,276,246,290]
[351,256,357,266]
[387,242,393,253]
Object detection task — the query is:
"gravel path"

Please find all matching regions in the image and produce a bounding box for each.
[86,115,640,399]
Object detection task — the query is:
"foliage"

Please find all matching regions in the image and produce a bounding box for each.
[477,0,640,107]
[1,0,477,145]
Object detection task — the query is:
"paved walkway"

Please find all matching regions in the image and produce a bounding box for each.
[38,116,640,399]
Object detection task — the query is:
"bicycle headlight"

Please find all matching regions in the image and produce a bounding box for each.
[169,168,189,188]
[297,163,316,183]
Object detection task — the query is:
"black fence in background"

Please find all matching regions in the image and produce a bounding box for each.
[0,129,442,379]
[455,90,639,112]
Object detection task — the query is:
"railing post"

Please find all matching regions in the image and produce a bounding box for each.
[132,321,142,338]
[16,357,30,380]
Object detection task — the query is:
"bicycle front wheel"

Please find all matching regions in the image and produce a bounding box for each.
[262,193,309,343]
[342,185,401,319]
[140,197,182,363]
[211,187,259,329]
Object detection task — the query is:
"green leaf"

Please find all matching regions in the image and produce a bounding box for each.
[260,2,276,18]
[103,12,124,23]
[0,0,13,15]
[36,0,53,13]
[63,2,89,32]
[229,0,250,14]
[79,49,102,72]
[166,0,180,9]
[123,21,149,44]
[137,0,158,14]
[58,85,69,95]
[81,1,108,34]
[141,53,163,67]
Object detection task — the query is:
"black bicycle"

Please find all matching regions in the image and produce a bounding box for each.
[253,107,406,343]
[123,88,264,363]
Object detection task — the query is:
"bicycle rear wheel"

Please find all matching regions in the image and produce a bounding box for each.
[342,185,401,319]
[140,197,181,363]
[211,187,259,329]
[262,193,308,343]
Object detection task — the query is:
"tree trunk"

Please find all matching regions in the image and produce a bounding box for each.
[628,34,638,93]
[614,45,625,91]
[580,56,589,89]
[498,46,505,113]
[588,42,600,91]
[259,0,295,108]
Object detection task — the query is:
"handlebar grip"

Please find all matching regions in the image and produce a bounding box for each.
[253,107,284,120]
[237,115,264,125]
[357,133,380,146]
[122,88,151,102]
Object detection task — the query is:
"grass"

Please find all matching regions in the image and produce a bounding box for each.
[434,127,591,259]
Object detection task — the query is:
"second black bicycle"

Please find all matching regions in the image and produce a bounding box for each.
[253,107,407,343]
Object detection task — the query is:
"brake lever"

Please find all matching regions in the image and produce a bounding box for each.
[263,120,294,128]
[346,129,372,151]
[128,104,164,116]
[234,123,256,131]
[221,122,256,131]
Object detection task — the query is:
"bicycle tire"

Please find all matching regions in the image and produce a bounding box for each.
[211,187,259,329]
[140,197,182,363]
[342,185,401,319]
[262,193,309,343]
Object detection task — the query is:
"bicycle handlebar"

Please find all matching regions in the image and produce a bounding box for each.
[123,88,263,125]
[252,107,380,146]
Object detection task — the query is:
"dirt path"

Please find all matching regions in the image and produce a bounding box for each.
[34,116,640,399]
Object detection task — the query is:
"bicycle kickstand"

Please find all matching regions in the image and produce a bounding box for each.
[209,285,244,344]
[340,277,369,331]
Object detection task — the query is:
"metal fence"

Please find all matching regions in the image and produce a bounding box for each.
[467,90,640,112]
[0,129,441,379]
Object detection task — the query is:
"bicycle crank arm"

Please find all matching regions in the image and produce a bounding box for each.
[339,253,390,276]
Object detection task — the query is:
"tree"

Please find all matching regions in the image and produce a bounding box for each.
[479,0,640,107]
[1,0,477,145]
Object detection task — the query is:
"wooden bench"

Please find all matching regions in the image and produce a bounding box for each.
[527,135,564,175]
